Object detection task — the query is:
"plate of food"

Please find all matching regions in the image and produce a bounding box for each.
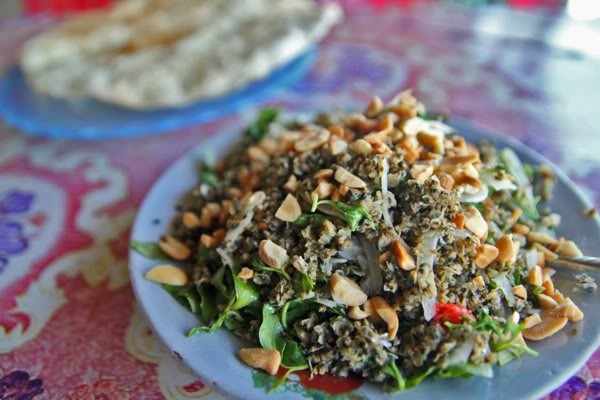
[129,91,600,400]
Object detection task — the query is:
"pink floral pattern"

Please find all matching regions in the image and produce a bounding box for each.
[0,2,599,399]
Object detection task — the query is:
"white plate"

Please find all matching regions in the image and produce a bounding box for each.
[129,118,600,400]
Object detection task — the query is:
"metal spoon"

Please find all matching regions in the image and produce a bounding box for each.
[547,256,600,273]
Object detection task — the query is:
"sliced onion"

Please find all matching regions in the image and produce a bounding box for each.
[464,363,494,378]
[453,229,472,240]
[216,247,234,268]
[418,231,441,321]
[483,176,518,192]
[459,185,489,203]
[314,297,338,308]
[525,249,538,270]
[448,334,476,366]
[494,275,516,307]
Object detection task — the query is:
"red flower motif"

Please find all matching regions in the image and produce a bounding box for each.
[64,378,128,400]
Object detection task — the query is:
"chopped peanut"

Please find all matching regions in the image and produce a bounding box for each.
[474,244,499,268]
[452,213,465,229]
[314,169,334,180]
[522,310,568,341]
[372,142,393,157]
[439,173,455,190]
[348,305,371,320]
[496,234,516,264]
[391,240,416,270]
[538,293,558,309]
[410,164,434,183]
[275,194,302,222]
[200,234,217,248]
[239,348,281,376]
[370,296,399,339]
[512,223,530,235]
[555,240,583,257]
[339,183,349,196]
[182,211,201,229]
[315,181,335,199]
[213,228,226,242]
[145,264,188,286]
[523,313,542,329]
[238,267,254,280]
[247,146,270,164]
[512,284,527,300]
[365,96,384,118]
[528,232,559,246]
[464,206,488,238]
[294,128,330,152]
[330,138,348,156]
[557,298,584,322]
[259,240,289,269]
[472,275,485,288]
[551,290,565,303]
[284,175,299,192]
[528,265,543,287]
[330,273,368,306]
[159,235,190,260]
[417,130,444,154]
[542,276,555,295]
[335,167,367,188]
[350,139,373,156]
[533,243,558,262]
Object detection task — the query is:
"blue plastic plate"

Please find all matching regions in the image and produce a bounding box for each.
[0,48,316,140]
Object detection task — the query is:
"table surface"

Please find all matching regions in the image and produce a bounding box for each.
[1,2,600,399]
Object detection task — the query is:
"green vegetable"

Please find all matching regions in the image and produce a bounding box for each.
[530,285,545,297]
[404,366,437,390]
[293,214,327,226]
[293,270,314,293]
[382,361,406,392]
[513,266,522,286]
[246,108,279,142]
[251,259,291,280]
[197,284,218,322]
[162,284,201,313]
[197,245,209,262]
[258,304,308,369]
[311,198,372,231]
[188,265,258,336]
[199,161,219,186]
[130,240,169,260]
[281,299,316,329]
[436,363,493,379]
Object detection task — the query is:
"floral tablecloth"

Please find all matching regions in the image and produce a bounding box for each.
[1,2,600,399]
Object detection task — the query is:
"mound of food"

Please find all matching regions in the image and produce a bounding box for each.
[135,91,586,392]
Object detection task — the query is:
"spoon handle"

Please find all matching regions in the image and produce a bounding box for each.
[548,256,600,273]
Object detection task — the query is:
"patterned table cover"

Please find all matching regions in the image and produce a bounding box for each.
[1,2,599,399]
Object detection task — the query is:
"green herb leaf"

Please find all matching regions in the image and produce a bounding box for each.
[223,310,247,330]
[404,366,437,389]
[293,214,327,226]
[530,285,545,297]
[314,199,372,231]
[199,161,220,186]
[197,245,209,262]
[130,240,169,260]
[197,283,218,322]
[293,270,314,293]
[513,266,522,286]
[246,108,279,142]
[231,272,259,310]
[210,265,232,299]
[280,340,308,369]
[162,284,200,312]
[281,299,316,330]
[259,304,286,350]
[252,259,291,280]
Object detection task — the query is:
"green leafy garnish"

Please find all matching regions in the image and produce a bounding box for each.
[130,240,169,260]
[162,284,201,313]
[246,108,279,142]
[293,214,327,226]
[513,266,522,286]
[258,304,309,391]
[281,299,316,330]
[199,161,219,186]
[197,284,218,322]
[382,361,406,392]
[311,198,372,231]
[188,264,258,336]
[293,270,314,293]
[252,259,291,280]
[530,285,545,297]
